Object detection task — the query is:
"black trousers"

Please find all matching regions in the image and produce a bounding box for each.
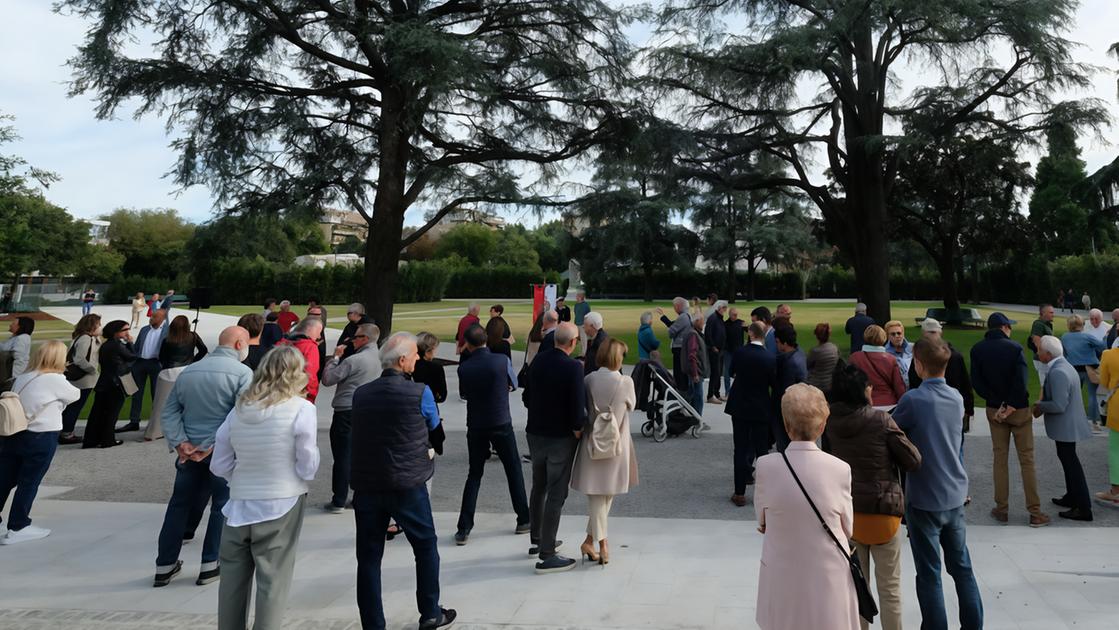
[83,387,125,448]
[671,347,684,391]
[1055,440,1090,511]
[731,414,771,495]
[329,409,353,508]
[706,349,722,399]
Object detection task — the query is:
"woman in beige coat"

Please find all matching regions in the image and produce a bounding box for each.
[570,337,638,566]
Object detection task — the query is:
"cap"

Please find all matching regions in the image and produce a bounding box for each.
[920,318,942,333]
[987,312,1017,328]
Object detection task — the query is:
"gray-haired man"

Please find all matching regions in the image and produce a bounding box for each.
[321,323,381,513]
[656,297,694,389]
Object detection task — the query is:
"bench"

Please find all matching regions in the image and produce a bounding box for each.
[914,307,985,328]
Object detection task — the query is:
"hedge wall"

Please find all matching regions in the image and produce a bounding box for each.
[443,266,562,299]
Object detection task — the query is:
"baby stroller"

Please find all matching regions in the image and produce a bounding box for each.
[631,359,703,442]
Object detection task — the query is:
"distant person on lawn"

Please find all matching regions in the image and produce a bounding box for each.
[275,300,299,334]
[845,303,876,353]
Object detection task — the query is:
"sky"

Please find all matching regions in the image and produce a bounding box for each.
[1,1,1117,227]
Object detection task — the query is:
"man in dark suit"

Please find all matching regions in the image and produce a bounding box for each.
[772,325,808,452]
[524,322,585,574]
[454,325,530,544]
[845,302,876,352]
[705,301,727,403]
[119,309,169,432]
[725,322,776,506]
[582,311,607,375]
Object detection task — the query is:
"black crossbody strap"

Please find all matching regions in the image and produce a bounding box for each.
[781,450,853,563]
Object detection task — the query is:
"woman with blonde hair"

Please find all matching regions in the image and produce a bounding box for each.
[571,337,638,565]
[755,383,859,630]
[210,345,320,630]
[59,314,102,445]
[131,292,147,330]
[848,325,907,407]
[0,341,80,544]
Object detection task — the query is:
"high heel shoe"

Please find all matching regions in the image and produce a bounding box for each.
[580,541,600,564]
[598,540,609,566]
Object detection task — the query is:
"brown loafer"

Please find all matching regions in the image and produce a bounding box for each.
[731,494,747,507]
[990,508,1008,523]
[1029,513,1051,528]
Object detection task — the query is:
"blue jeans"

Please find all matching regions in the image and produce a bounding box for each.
[457,423,529,534]
[82,301,93,315]
[329,409,353,508]
[155,455,229,570]
[905,505,984,630]
[689,380,704,416]
[0,430,59,531]
[354,485,441,630]
[1078,371,1100,423]
[722,351,734,394]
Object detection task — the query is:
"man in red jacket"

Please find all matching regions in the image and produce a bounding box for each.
[455,303,481,355]
[278,317,323,401]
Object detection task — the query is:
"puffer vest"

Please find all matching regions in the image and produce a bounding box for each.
[228,397,309,500]
[350,370,433,492]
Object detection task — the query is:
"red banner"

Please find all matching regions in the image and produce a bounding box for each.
[532,284,545,321]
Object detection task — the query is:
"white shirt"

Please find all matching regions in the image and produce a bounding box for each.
[1086,321,1109,343]
[12,371,81,432]
[140,324,165,360]
[210,400,319,527]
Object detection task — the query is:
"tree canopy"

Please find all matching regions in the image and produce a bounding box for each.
[101,208,195,279]
[62,0,632,332]
[652,0,1106,321]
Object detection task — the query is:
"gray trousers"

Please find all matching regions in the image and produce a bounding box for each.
[218,495,307,630]
[527,433,578,560]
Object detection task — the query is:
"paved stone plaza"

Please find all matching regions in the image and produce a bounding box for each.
[1,305,1117,629]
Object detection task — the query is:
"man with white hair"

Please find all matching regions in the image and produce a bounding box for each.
[1086,308,1109,343]
[656,297,694,387]
[908,318,974,432]
[523,322,585,574]
[582,312,607,375]
[705,301,728,404]
[321,323,381,513]
[153,326,253,587]
[279,317,323,402]
[540,309,559,353]
[1033,335,1093,521]
[844,303,875,353]
[337,302,374,358]
[349,332,454,629]
[455,302,481,355]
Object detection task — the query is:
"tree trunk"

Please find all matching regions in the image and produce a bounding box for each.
[746,258,757,302]
[642,264,654,302]
[726,258,736,303]
[936,253,961,313]
[363,93,413,338]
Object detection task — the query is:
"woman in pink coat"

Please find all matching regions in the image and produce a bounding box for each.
[755,383,859,630]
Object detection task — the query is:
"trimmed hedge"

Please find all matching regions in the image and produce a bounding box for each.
[443,266,562,299]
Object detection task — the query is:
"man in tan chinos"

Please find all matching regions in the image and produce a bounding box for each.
[969,313,1051,527]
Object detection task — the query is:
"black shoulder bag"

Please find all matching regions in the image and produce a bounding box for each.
[781,450,878,623]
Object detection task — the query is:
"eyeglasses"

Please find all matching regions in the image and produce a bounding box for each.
[353,334,368,339]
[889,331,904,336]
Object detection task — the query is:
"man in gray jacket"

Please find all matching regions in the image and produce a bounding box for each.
[656,297,693,389]
[320,323,381,513]
[1033,335,1093,522]
[154,326,253,588]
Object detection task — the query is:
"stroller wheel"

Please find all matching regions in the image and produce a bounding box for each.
[653,422,668,443]
[690,424,702,438]
[641,420,654,438]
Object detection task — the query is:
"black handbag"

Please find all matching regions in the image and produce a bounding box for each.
[64,336,93,382]
[781,450,879,623]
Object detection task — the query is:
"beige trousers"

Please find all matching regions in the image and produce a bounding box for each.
[986,407,1042,514]
[585,494,614,541]
[854,527,904,630]
[144,366,184,440]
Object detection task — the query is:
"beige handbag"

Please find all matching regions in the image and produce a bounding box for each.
[588,377,624,460]
[119,372,140,396]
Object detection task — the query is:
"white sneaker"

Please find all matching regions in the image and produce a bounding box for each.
[0,525,51,545]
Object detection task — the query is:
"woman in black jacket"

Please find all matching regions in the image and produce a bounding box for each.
[412,332,447,404]
[142,316,207,441]
[82,320,136,449]
[822,365,921,630]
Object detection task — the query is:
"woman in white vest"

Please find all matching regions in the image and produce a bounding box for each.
[210,345,320,630]
[570,337,639,566]
[1,341,80,545]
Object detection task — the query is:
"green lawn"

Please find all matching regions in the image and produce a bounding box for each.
[208,299,1046,405]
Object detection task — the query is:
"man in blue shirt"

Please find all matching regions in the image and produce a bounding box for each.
[454,325,529,544]
[893,337,983,630]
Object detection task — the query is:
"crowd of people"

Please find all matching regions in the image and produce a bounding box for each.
[2,291,1119,629]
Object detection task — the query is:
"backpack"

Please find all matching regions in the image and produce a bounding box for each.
[589,377,624,460]
[0,374,43,437]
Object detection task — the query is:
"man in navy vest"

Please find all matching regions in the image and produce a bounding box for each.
[524,322,586,574]
[454,324,530,544]
[350,332,455,630]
